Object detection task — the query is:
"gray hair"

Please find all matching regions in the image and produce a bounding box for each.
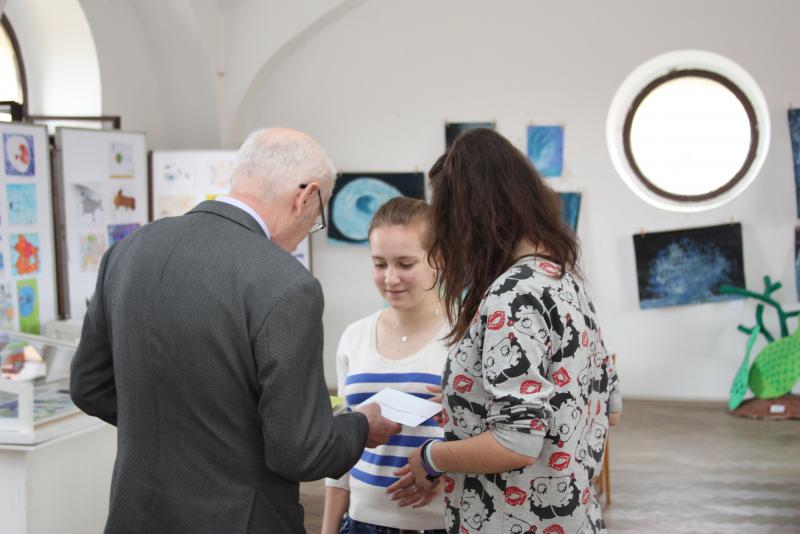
[231,128,336,199]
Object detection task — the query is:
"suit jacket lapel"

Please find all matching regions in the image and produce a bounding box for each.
[188,200,268,238]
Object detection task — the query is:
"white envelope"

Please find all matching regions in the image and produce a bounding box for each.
[357,387,441,427]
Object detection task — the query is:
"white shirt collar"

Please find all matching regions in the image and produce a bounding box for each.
[214,196,271,239]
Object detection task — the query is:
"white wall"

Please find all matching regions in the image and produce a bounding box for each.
[230,0,800,400]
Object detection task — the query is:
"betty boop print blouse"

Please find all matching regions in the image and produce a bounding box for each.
[441,257,621,534]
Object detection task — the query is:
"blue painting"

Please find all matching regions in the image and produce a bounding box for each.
[634,223,745,309]
[3,133,35,177]
[795,226,800,301]
[527,125,563,177]
[7,184,37,226]
[107,223,141,246]
[559,192,581,231]
[445,122,495,148]
[789,110,800,217]
[328,172,425,245]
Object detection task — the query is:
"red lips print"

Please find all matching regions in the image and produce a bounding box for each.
[520,380,543,394]
[443,475,455,493]
[453,374,474,394]
[530,420,546,432]
[552,367,571,387]
[548,452,571,471]
[488,311,506,330]
[504,486,528,506]
[581,487,590,505]
[581,330,589,347]
[543,525,565,534]
[538,261,561,277]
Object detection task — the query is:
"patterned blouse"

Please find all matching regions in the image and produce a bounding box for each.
[441,257,620,534]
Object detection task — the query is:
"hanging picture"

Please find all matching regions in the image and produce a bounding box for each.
[795,226,800,301]
[788,109,800,218]
[107,223,141,246]
[3,133,35,177]
[17,278,40,334]
[151,150,311,270]
[328,172,425,245]
[633,223,745,309]
[527,125,564,177]
[0,123,57,332]
[559,192,581,231]
[445,122,495,148]
[56,128,149,320]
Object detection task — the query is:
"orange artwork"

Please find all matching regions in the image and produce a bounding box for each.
[114,189,136,211]
[14,235,39,275]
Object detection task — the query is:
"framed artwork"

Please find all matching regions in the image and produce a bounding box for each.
[0,123,57,334]
[445,122,495,148]
[328,172,425,245]
[634,223,745,309]
[788,109,800,217]
[527,125,564,177]
[151,150,310,270]
[54,128,150,320]
[558,192,581,231]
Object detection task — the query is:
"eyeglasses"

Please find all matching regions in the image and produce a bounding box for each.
[299,183,326,234]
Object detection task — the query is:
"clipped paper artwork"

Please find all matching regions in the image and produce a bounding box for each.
[80,233,106,272]
[789,110,800,218]
[207,159,234,191]
[160,161,194,191]
[157,194,197,218]
[113,188,136,211]
[559,192,581,231]
[328,173,425,245]
[17,278,40,334]
[74,183,106,225]
[107,223,140,246]
[0,283,14,329]
[110,142,135,178]
[527,125,564,177]
[3,133,35,177]
[445,122,494,148]
[10,233,40,276]
[634,223,745,309]
[7,183,38,226]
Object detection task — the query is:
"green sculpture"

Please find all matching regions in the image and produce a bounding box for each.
[721,276,800,409]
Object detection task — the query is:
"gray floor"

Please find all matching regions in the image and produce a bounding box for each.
[300,399,800,533]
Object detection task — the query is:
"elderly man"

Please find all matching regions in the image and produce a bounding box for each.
[70,128,400,534]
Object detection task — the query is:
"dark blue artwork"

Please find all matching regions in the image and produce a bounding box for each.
[328,172,425,245]
[633,223,745,309]
[559,192,581,231]
[795,226,800,301]
[3,133,35,177]
[789,110,800,217]
[445,122,494,148]
[527,125,563,177]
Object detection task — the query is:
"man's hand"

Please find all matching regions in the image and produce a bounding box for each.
[357,403,401,448]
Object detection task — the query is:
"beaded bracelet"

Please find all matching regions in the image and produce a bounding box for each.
[420,439,443,480]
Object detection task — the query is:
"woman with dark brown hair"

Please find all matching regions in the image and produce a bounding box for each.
[388,129,621,534]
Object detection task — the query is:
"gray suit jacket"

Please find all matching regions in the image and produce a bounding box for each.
[71,201,368,534]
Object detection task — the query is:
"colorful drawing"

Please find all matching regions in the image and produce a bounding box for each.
[161,161,193,188]
[17,278,40,334]
[445,122,494,148]
[110,142,135,178]
[559,192,581,231]
[11,233,40,276]
[3,133,35,176]
[633,223,745,309]
[113,189,136,211]
[0,236,4,277]
[80,234,106,272]
[74,184,105,224]
[328,173,425,245]
[7,183,37,225]
[107,223,140,246]
[0,283,14,329]
[527,125,564,177]
[207,159,234,190]
[789,110,800,218]
[157,194,197,218]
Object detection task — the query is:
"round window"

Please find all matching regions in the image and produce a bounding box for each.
[607,51,770,211]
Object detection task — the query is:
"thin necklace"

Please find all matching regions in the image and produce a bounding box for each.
[387,306,441,343]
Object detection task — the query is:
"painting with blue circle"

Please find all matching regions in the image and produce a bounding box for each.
[633,223,745,309]
[3,133,36,177]
[558,192,581,232]
[527,125,563,177]
[328,172,425,245]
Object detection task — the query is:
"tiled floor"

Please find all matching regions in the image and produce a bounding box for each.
[300,399,800,533]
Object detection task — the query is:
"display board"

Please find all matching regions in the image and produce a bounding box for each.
[0,123,58,334]
[54,128,149,320]
[150,150,310,270]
